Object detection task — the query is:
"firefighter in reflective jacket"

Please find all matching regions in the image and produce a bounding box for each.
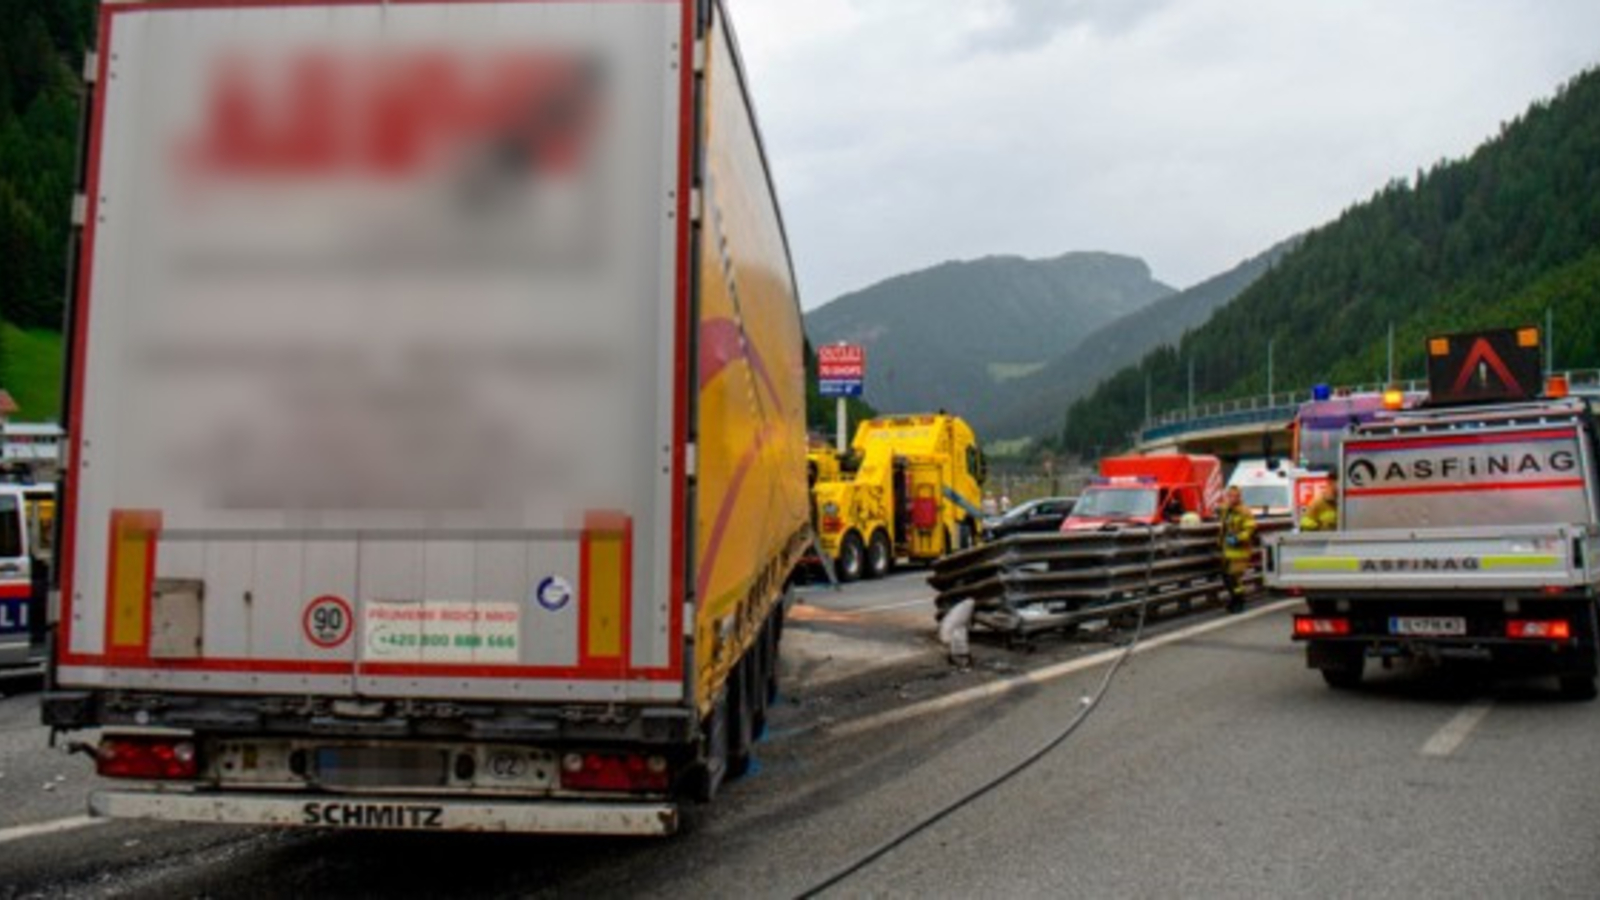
[1220,486,1257,613]
[1300,478,1338,532]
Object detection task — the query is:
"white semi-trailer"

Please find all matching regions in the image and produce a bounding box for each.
[43,0,809,835]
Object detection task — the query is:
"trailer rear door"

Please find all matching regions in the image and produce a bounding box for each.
[57,0,693,703]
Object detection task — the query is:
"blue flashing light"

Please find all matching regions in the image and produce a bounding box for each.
[1312,383,1332,401]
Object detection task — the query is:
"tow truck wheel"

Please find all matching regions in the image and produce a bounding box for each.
[865,531,892,580]
[836,533,865,583]
[1558,673,1598,701]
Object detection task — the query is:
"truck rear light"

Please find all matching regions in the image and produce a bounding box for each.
[821,516,843,534]
[1507,619,1571,640]
[559,752,669,792]
[97,737,199,780]
[1293,616,1350,637]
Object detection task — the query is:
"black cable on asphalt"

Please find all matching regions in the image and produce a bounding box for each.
[795,581,1155,899]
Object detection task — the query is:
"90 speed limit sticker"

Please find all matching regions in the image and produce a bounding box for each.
[303,595,354,649]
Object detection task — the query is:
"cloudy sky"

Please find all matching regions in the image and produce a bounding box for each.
[728,0,1600,309]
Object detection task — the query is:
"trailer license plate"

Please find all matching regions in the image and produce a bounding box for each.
[314,747,448,789]
[1389,616,1466,636]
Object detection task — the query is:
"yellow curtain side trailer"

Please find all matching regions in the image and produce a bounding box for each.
[42,0,807,836]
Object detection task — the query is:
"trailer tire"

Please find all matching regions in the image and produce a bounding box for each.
[836,533,865,583]
[727,656,756,779]
[958,520,975,551]
[1559,673,1598,701]
[690,687,732,802]
[766,602,784,705]
[865,530,892,580]
[748,624,770,736]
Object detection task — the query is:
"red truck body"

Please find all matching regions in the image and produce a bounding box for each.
[1063,454,1224,531]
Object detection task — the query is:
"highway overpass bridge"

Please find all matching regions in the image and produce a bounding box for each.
[1131,370,1600,463]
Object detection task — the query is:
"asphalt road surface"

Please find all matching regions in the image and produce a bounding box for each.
[4,575,1599,898]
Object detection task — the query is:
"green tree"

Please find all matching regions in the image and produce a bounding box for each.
[1060,65,1600,457]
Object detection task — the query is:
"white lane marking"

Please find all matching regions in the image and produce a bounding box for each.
[851,598,932,614]
[1419,700,1495,757]
[828,599,1298,738]
[0,814,107,846]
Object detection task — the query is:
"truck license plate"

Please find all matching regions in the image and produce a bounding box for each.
[1389,616,1466,636]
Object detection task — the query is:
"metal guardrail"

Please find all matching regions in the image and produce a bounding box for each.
[930,520,1291,640]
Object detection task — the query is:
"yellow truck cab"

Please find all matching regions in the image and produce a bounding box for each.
[812,414,985,581]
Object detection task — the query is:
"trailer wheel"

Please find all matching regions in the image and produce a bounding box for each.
[958,520,975,551]
[748,623,771,736]
[1558,673,1598,701]
[766,600,785,705]
[689,687,732,802]
[865,530,892,580]
[727,656,755,778]
[836,533,865,583]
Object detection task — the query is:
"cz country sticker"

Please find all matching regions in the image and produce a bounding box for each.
[302,595,354,649]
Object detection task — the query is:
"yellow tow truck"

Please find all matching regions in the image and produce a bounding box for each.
[812,414,986,581]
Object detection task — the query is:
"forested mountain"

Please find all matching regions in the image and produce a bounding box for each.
[0,1,96,400]
[804,252,1173,433]
[1058,65,1600,457]
[0,1,94,328]
[979,239,1296,438]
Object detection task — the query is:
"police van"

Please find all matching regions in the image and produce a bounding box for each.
[0,484,34,667]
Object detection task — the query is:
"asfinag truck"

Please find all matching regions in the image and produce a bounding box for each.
[42,0,808,835]
[1268,328,1600,699]
[812,414,986,581]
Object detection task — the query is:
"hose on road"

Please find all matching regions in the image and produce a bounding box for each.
[796,576,1155,898]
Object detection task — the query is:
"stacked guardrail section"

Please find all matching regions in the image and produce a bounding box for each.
[930,520,1288,639]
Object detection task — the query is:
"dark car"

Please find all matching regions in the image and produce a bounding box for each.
[984,496,1077,539]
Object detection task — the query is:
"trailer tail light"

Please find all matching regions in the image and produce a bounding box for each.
[96,736,199,780]
[560,752,669,792]
[1507,619,1572,640]
[1293,616,1350,637]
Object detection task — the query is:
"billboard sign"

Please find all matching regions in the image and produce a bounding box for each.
[818,344,865,398]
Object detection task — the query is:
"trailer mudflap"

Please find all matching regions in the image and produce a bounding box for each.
[90,789,678,836]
